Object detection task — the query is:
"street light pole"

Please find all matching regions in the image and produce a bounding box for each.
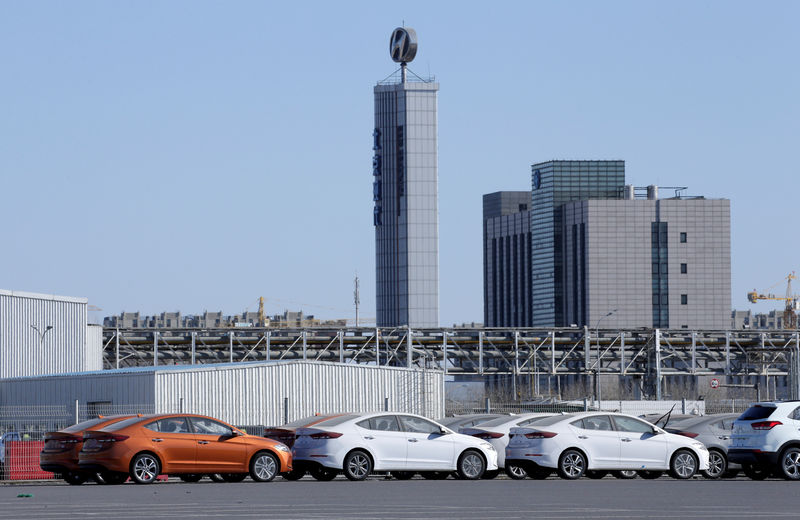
[593,310,617,407]
[31,324,53,346]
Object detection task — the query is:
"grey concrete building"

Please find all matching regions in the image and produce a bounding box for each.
[483,191,532,327]
[373,69,439,327]
[530,160,626,326]
[562,189,731,329]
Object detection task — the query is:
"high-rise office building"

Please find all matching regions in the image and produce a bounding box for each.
[530,160,626,326]
[373,28,439,327]
[483,191,532,327]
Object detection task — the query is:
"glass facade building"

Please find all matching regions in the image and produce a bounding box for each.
[530,160,625,326]
[373,77,439,327]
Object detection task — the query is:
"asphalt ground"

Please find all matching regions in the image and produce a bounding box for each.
[0,475,796,519]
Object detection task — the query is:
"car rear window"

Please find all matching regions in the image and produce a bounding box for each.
[528,414,573,427]
[475,417,515,428]
[62,417,112,433]
[103,417,148,431]
[281,415,337,428]
[738,406,777,421]
[312,414,358,427]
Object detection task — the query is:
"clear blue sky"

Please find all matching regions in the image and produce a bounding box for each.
[1,1,797,325]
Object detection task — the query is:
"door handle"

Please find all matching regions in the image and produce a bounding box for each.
[152,438,163,442]
[621,438,632,442]
[719,436,729,440]
[408,438,418,443]
[364,436,374,440]
[578,435,588,439]
[198,440,209,445]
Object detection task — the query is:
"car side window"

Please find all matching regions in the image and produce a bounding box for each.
[399,416,441,434]
[721,419,734,430]
[357,416,401,432]
[570,419,585,429]
[191,418,234,436]
[612,416,653,434]
[791,407,800,421]
[153,417,191,434]
[582,415,614,431]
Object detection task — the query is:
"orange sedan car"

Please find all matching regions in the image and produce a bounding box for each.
[40,415,134,485]
[78,414,292,484]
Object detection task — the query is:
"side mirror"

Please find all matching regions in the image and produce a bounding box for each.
[439,428,450,435]
[652,427,663,435]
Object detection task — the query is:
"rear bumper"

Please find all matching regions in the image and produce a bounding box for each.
[728,449,779,467]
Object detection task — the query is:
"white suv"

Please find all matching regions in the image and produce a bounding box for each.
[729,401,800,480]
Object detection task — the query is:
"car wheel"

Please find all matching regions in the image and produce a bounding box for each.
[310,464,338,481]
[742,464,770,481]
[457,450,486,480]
[98,470,128,485]
[179,474,203,483]
[63,471,88,485]
[637,470,663,479]
[779,447,800,480]
[209,474,225,482]
[701,450,727,479]
[420,471,449,480]
[250,451,279,482]
[482,469,500,480]
[282,468,306,481]
[585,470,608,479]
[221,473,247,483]
[505,462,528,480]
[391,471,415,480]
[670,450,698,479]
[130,453,161,484]
[343,450,372,481]
[612,470,638,479]
[557,449,586,480]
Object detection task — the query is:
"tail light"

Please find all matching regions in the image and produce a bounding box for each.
[524,431,558,439]
[309,432,343,439]
[676,431,699,438]
[751,421,782,430]
[86,434,129,450]
[472,432,504,439]
[44,437,80,451]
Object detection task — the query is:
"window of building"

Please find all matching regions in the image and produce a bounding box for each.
[681,294,688,305]
[680,232,687,243]
[681,263,687,274]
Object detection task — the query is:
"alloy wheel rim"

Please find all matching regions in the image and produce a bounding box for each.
[135,456,158,482]
[348,454,370,478]
[255,455,277,480]
[509,465,526,478]
[707,453,724,477]
[462,454,482,478]
[563,453,584,477]
[675,453,696,478]
[620,470,637,478]
[784,452,800,478]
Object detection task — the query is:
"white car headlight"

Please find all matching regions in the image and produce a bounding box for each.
[273,443,290,452]
[691,442,706,450]
[480,442,495,451]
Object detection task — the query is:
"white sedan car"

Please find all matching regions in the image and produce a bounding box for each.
[460,413,555,478]
[505,412,709,480]
[292,412,498,480]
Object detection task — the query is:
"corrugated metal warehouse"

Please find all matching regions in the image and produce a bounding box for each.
[0,361,444,427]
[0,290,101,378]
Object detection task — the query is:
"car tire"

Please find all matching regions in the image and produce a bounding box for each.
[420,471,449,480]
[481,469,499,480]
[612,470,638,479]
[457,450,486,480]
[701,450,727,479]
[98,471,128,485]
[557,449,586,480]
[637,470,663,479]
[179,474,203,483]
[528,466,552,480]
[722,469,740,479]
[282,468,306,481]
[669,450,698,480]
[250,451,279,482]
[505,462,528,480]
[391,471,415,480]
[585,470,608,479]
[130,453,161,485]
[209,474,225,482]
[310,465,338,481]
[62,471,88,485]
[220,473,247,483]
[779,447,800,480]
[343,450,372,481]
[742,464,770,481]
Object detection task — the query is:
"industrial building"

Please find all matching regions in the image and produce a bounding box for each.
[104,310,347,329]
[373,27,439,328]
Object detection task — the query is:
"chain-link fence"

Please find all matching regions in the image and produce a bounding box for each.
[445,398,754,417]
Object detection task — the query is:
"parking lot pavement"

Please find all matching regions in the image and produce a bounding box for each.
[0,477,798,519]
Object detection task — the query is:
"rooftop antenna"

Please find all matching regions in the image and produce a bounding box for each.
[354,274,360,327]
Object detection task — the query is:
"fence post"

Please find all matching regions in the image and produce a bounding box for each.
[384,396,389,412]
[583,398,588,412]
[681,398,686,414]
[283,397,289,425]
[75,399,79,424]
[485,397,490,413]
[179,397,184,413]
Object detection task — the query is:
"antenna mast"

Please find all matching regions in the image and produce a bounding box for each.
[354,275,360,327]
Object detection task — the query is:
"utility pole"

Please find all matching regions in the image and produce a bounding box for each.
[354,274,360,327]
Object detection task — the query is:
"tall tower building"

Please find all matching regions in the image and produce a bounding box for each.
[373,28,439,327]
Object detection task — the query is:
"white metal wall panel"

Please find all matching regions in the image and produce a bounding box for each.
[84,325,103,371]
[0,290,90,378]
[154,361,444,426]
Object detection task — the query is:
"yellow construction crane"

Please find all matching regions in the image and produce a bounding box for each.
[747,272,799,329]
[257,296,267,327]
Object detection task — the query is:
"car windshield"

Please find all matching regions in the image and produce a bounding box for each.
[738,405,777,421]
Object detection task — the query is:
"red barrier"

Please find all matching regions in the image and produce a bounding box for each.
[7,441,54,480]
